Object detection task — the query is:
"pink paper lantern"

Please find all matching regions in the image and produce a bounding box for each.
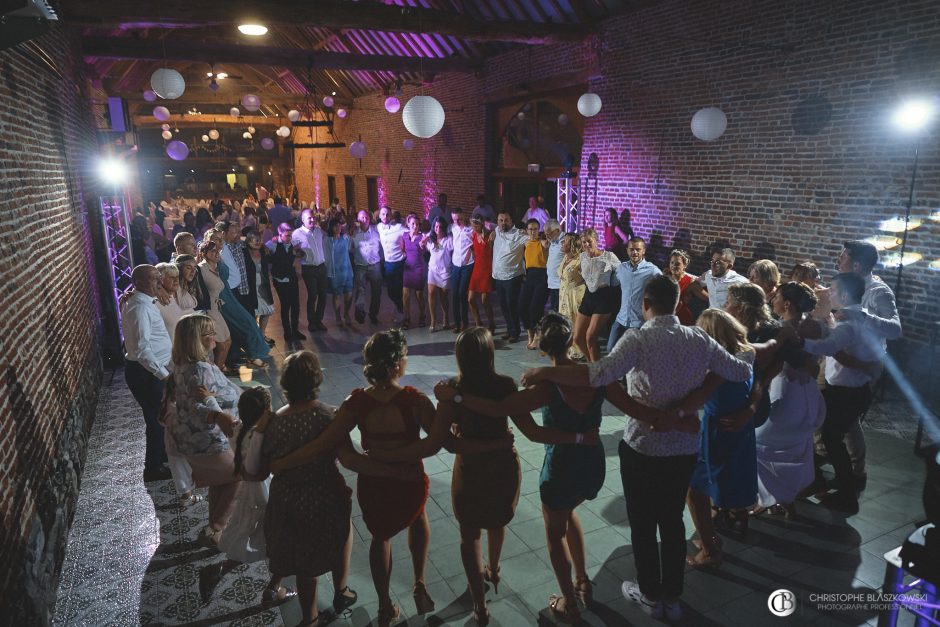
[166,140,189,161]
[384,96,401,113]
[143,90,157,102]
[153,106,170,122]
[261,137,275,150]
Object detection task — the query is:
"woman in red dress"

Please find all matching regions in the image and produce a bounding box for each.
[467,216,496,332]
[667,249,696,325]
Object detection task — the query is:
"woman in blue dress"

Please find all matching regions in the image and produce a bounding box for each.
[325,217,354,328]
[686,308,755,568]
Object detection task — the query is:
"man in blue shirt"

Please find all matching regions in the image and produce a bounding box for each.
[608,237,661,353]
[267,196,293,231]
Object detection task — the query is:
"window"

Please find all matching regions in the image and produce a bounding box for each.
[327,176,336,209]
[344,175,355,210]
[366,177,379,213]
[496,99,581,172]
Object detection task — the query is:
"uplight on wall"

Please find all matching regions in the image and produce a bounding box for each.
[879,216,923,232]
[863,235,901,251]
[238,24,268,36]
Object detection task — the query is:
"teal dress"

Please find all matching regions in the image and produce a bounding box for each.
[539,384,607,510]
[218,261,271,361]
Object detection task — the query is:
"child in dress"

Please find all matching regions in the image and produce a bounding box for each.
[198,387,297,608]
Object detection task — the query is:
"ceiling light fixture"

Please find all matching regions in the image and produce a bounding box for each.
[238,24,268,36]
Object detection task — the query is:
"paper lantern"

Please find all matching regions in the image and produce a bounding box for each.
[384,96,401,113]
[247,126,256,134]
[336,108,347,118]
[287,109,301,122]
[160,123,170,131]
[349,141,368,159]
[691,107,728,141]
[242,94,261,112]
[153,106,170,122]
[577,92,602,117]
[229,107,240,117]
[403,138,414,150]
[161,130,173,140]
[208,129,220,140]
[277,126,291,137]
[150,68,186,99]
[322,95,334,108]
[166,140,189,161]
[143,90,157,102]
[557,113,569,126]
[201,134,209,142]
[243,132,252,139]
[402,95,445,138]
[261,137,275,150]
[516,111,526,121]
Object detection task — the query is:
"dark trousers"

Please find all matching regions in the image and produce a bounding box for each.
[125,359,167,471]
[383,260,405,313]
[494,276,523,338]
[519,267,549,331]
[450,263,474,326]
[549,287,559,312]
[355,263,382,317]
[273,279,300,335]
[234,291,254,318]
[821,383,872,491]
[619,440,697,600]
[301,264,327,326]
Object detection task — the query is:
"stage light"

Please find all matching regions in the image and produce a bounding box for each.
[98,158,127,185]
[881,251,923,268]
[238,24,268,36]
[879,215,923,232]
[892,98,934,133]
[863,235,901,251]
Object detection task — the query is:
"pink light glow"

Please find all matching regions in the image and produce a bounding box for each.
[313,159,321,208]
[421,151,437,219]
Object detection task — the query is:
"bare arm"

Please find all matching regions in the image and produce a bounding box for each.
[508,412,596,445]
[435,381,551,416]
[336,436,421,479]
[367,400,455,462]
[521,364,590,388]
[686,279,709,303]
[604,382,674,426]
[270,404,356,474]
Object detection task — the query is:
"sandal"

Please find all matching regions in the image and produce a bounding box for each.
[260,585,298,609]
[548,594,580,623]
[332,585,358,614]
[247,359,268,370]
[197,525,222,548]
[413,581,435,615]
[377,603,401,627]
[472,604,490,626]
[691,534,723,551]
[180,493,205,507]
[483,564,500,594]
[686,547,723,568]
[575,575,593,607]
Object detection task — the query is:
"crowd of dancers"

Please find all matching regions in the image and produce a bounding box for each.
[121,191,899,625]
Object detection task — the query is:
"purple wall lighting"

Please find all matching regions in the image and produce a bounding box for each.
[100,195,134,341]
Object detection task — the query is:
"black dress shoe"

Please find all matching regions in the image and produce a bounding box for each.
[292,331,306,340]
[369,314,379,324]
[821,490,859,514]
[143,466,172,482]
[355,310,366,324]
[314,321,328,332]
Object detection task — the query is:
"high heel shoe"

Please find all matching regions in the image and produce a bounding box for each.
[483,564,500,594]
[332,585,357,614]
[413,581,435,615]
[548,594,580,624]
[574,575,593,607]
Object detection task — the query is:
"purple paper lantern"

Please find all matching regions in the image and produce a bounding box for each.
[403,138,415,150]
[166,140,189,161]
[242,94,261,112]
[384,96,401,113]
[261,137,275,150]
[349,141,367,159]
[337,108,347,118]
[322,95,334,108]
[153,106,171,122]
[143,90,157,102]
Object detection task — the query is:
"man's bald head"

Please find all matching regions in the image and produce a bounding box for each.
[131,265,160,297]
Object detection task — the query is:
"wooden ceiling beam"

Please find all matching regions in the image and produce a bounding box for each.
[110,91,350,106]
[133,114,281,127]
[81,37,480,73]
[65,0,589,44]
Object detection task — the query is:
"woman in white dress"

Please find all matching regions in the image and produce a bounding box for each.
[424,216,453,331]
[754,281,825,514]
[195,240,232,370]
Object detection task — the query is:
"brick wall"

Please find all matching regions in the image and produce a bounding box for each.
[297,0,940,342]
[0,25,102,625]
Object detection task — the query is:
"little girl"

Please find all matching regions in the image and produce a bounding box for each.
[199,387,296,608]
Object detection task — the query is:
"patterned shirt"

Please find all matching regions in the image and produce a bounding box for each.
[171,361,241,456]
[587,315,753,456]
[580,251,621,293]
[351,225,382,266]
[226,242,250,295]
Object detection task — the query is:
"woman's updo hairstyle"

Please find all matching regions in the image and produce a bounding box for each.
[538,312,573,359]
[363,328,408,384]
[777,281,818,314]
[280,350,324,404]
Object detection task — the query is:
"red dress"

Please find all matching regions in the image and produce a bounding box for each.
[676,273,695,325]
[468,232,493,293]
[346,387,430,540]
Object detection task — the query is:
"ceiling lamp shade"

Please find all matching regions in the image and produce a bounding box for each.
[385,96,401,113]
[208,129,220,140]
[336,108,347,118]
[322,96,334,108]
[160,123,170,131]
[201,134,210,142]
[230,107,240,117]
[691,107,728,141]
[402,95,445,138]
[403,138,414,150]
[577,92,602,117]
[166,140,189,161]
[349,141,368,159]
[277,126,291,137]
[287,109,301,122]
[150,68,186,100]
[143,90,157,102]
[261,137,275,150]
[243,132,253,139]
[557,113,569,126]
[238,24,268,36]
[241,94,261,112]
[247,126,256,134]
[153,106,170,122]
[161,130,173,140]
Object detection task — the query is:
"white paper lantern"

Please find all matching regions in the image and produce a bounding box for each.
[153,106,170,122]
[402,95,445,138]
[161,130,173,140]
[208,129,220,140]
[242,94,261,112]
[403,138,414,150]
[150,68,186,100]
[557,113,569,126]
[247,126,256,134]
[322,95,334,108]
[577,92,602,117]
[160,123,170,131]
[143,90,157,102]
[261,137,275,150]
[243,132,252,139]
[230,107,240,117]
[201,134,210,142]
[277,125,291,138]
[691,107,728,141]
[336,108,347,118]
[349,141,368,159]
[384,96,401,113]
[287,109,301,122]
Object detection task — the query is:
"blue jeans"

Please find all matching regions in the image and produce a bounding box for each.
[125,359,167,470]
[494,276,524,338]
[450,263,474,326]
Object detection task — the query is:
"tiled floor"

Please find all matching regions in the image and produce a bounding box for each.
[53,299,935,627]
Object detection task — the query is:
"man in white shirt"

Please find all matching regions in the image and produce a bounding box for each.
[291,209,329,332]
[122,265,173,482]
[522,275,753,621]
[688,248,748,309]
[801,272,885,513]
[522,196,550,230]
[489,211,528,342]
[377,206,408,324]
[352,209,383,324]
[449,207,475,332]
[608,237,662,353]
[544,219,564,312]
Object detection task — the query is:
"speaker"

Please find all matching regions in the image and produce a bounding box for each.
[0,0,58,51]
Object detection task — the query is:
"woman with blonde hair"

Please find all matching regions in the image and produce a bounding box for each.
[790,261,832,322]
[574,228,621,361]
[557,233,586,360]
[747,259,781,303]
[686,309,756,567]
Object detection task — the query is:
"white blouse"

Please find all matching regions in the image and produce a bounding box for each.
[580,251,621,293]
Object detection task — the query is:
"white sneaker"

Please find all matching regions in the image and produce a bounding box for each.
[663,600,683,622]
[622,581,662,617]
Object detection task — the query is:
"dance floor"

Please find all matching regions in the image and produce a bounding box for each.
[52,298,928,627]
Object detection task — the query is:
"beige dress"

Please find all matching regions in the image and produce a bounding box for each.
[198,263,232,342]
[558,256,586,359]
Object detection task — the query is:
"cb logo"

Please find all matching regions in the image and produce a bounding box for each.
[768,589,796,617]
